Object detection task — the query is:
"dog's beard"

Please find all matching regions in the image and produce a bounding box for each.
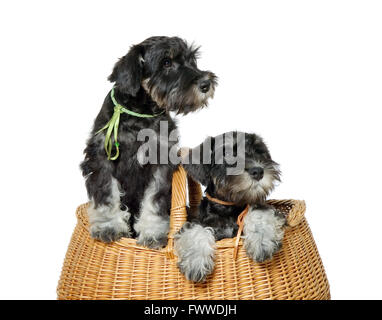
[215,164,280,205]
[142,77,216,115]
[169,84,215,114]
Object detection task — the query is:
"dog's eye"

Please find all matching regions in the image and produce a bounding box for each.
[163,58,172,68]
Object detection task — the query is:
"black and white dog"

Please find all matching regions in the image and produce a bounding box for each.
[81,36,217,248]
[175,132,286,282]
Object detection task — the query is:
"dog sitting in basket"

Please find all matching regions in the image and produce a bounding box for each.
[175,131,286,282]
[80,36,217,247]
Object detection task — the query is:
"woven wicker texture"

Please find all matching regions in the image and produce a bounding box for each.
[57,166,330,300]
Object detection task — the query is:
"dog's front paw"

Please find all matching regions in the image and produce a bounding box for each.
[88,203,132,243]
[244,235,283,263]
[90,225,131,243]
[134,210,170,249]
[136,235,168,249]
[243,207,285,263]
[175,222,216,282]
[177,255,215,282]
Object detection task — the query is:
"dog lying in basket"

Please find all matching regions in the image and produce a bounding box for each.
[175,132,286,282]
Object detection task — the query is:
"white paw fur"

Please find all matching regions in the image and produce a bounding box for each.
[174,222,216,282]
[88,178,131,243]
[243,206,285,262]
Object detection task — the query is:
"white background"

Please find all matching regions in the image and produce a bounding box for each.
[0,0,381,300]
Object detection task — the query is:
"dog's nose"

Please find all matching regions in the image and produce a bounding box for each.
[249,167,264,181]
[199,80,211,93]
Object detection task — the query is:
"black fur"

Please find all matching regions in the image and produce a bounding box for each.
[81,36,217,245]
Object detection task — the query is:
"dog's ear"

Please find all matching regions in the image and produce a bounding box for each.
[182,137,215,186]
[108,44,144,96]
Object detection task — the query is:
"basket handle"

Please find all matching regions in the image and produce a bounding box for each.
[187,173,203,219]
[164,165,202,259]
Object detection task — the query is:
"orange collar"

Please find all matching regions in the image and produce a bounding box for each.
[205,193,249,259]
[205,193,235,206]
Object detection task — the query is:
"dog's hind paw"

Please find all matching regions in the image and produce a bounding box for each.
[243,206,285,263]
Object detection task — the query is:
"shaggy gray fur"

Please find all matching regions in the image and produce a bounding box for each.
[243,206,286,262]
[174,222,216,282]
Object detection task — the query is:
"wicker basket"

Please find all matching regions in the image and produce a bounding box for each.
[57,166,330,300]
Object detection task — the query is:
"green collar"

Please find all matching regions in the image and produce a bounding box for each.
[96,88,165,160]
